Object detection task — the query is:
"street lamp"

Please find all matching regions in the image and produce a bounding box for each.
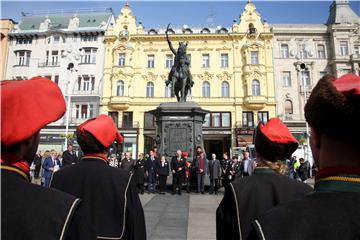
[62,47,84,149]
[293,42,312,163]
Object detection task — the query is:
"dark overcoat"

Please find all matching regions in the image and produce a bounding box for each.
[216,168,312,240]
[50,156,146,240]
[1,163,95,240]
[134,159,146,184]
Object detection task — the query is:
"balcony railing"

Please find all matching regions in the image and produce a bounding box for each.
[72,89,99,95]
[119,121,140,129]
[351,53,360,61]
[38,62,60,67]
[278,114,305,122]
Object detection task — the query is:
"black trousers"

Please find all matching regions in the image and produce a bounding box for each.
[159,175,168,192]
[173,172,182,193]
[209,178,219,193]
[136,183,144,193]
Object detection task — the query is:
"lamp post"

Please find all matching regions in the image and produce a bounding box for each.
[294,42,312,163]
[62,46,84,149]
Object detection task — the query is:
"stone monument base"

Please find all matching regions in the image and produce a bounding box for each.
[150,101,208,160]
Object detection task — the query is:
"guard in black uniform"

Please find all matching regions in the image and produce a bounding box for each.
[1,77,95,240]
[51,114,146,240]
[216,118,312,240]
[253,74,360,240]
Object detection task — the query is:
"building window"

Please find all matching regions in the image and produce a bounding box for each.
[144,112,156,128]
[202,54,210,68]
[220,53,228,68]
[83,76,91,91]
[221,81,230,97]
[250,51,259,64]
[354,45,360,55]
[118,53,125,66]
[16,38,32,45]
[202,112,231,128]
[165,54,173,69]
[122,112,133,128]
[242,111,254,127]
[53,36,60,44]
[146,82,154,97]
[81,48,97,64]
[340,41,349,56]
[285,100,293,115]
[54,75,59,84]
[187,54,191,68]
[299,44,309,59]
[280,44,289,58]
[317,44,326,59]
[301,71,311,86]
[117,80,124,96]
[81,35,97,42]
[15,50,31,66]
[202,81,210,97]
[109,112,119,128]
[258,111,269,124]
[282,71,291,87]
[51,50,59,66]
[147,55,155,68]
[75,104,93,119]
[252,79,260,96]
[77,76,95,91]
[165,84,172,97]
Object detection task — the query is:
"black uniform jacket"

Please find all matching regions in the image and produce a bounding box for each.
[1,163,95,240]
[253,175,360,240]
[50,156,146,240]
[216,167,312,240]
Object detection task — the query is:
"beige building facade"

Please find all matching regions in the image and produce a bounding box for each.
[0,19,16,80]
[272,0,359,149]
[101,2,276,157]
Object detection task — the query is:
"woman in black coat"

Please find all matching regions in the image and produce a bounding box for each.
[158,155,169,194]
[134,153,146,194]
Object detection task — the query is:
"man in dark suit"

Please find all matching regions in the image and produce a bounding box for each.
[42,149,61,187]
[253,74,360,240]
[62,143,78,167]
[195,148,207,194]
[146,149,159,193]
[51,114,146,239]
[208,153,221,194]
[120,152,135,173]
[1,77,95,239]
[171,150,185,195]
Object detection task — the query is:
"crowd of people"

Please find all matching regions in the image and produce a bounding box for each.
[2,73,360,240]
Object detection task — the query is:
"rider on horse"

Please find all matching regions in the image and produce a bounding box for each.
[165,24,194,102]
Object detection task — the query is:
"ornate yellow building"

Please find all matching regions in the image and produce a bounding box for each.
[101,1,276,157]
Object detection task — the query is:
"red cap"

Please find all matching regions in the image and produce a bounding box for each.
[332,73,360,96]
[78,114,123,148]
[255,118,298,161]
[1,77,66,146]
[183,152,189,157]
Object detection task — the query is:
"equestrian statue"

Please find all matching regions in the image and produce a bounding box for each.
[165,23,194,102]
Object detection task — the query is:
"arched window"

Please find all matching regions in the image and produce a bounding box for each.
[117,80,124,96]
[146,82,154,97]
[202,81,210,97]
[165,84,172,97]
[285,100,293,114]
[221,81,230,97]
[252,80,260,96]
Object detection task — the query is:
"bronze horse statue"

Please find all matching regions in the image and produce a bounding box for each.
[165,24,194,102]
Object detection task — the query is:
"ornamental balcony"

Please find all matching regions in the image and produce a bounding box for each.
[109,96,131,110]
[351,54,360,62]
[243,95,267,110]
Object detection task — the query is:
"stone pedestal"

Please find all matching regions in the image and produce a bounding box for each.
[149,102,208,159]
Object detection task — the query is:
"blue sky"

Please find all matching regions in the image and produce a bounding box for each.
[1,1,360,28]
